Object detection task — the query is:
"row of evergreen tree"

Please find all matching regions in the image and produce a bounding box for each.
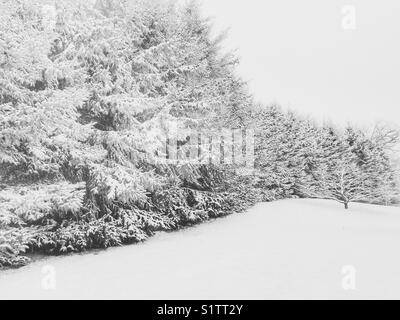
[254,105,400,208]
[0,0,399,268]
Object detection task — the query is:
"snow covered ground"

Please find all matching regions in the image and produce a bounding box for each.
[1,199,400,300]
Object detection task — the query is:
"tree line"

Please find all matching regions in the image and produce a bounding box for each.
[0,0,399,268]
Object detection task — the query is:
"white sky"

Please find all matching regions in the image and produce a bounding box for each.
[200,0,400,127]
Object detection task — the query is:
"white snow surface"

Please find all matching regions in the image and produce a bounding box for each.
[1,199,400,300]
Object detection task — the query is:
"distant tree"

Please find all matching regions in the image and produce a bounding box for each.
[254,105,318,198]
[300,126,399,209]
[368,124,400,205]
[301,152,375,209]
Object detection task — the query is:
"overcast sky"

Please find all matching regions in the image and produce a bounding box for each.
[200,0,400,127]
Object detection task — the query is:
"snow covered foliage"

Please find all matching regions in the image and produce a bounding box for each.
[0,0,257,267]
[254,105,400,209]
[0,0,399,268]
[300,126,400,209]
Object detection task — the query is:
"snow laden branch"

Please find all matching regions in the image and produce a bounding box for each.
[298,127,399,210]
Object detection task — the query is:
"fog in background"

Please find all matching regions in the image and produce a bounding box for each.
[200,0,400,128]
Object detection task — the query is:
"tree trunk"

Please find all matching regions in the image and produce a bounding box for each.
[344,202,349,210]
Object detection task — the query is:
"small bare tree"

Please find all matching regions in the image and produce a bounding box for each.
[300,155,377,210]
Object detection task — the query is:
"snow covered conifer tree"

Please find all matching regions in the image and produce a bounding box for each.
[0,0,259,266]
